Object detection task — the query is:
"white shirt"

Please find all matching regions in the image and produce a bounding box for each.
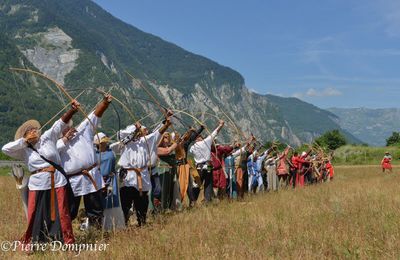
[149,123,163,173]
[2,119,67,191]
[57,113,104,196]
[116,129,162,191]
[189,129,218,165]
[232,145,247,158]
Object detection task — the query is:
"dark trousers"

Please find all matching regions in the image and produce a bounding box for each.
[187,174,196,203]
[151,174,162,201]
[120,186,149,226]
[289,168,297,188]
[193,168,213,202]
[70,190,104,227]
[262,171,268,188]
[305,170,314,184]
[242,167,249,193]
[160,172,174,210]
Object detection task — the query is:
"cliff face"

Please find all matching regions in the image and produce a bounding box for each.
[0,0,358,146]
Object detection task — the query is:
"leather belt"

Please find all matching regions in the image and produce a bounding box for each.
[68,164,98,190]
[176,158,188,165]
[32,166,57,222]
[123,167,144,196]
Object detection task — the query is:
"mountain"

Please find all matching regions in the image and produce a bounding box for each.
[266,96,361,144]
[0,0,359,146]
[328,107,400,146]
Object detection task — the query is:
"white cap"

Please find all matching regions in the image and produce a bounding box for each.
[93,132,109,144]
[301,151,307,157]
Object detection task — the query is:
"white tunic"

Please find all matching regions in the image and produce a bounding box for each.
[115,128,162,192]
[57,113,104,196]
[189,129,218,165]
[148,123,163,175]
[2,119,67,191]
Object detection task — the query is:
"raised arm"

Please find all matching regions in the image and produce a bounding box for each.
[61,100,80,125]
[203,120,224,146]
[158,118,172,135]
[94,94,112,118]
[212,120,224,138]
[157,143,177,156]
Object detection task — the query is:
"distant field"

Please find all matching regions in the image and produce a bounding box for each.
[333,145,400,165]
[1,165,400,259]
[0,167,10,177]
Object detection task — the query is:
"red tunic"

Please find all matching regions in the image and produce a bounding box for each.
[381,157,392,170]
[294,155,308,187]
[211,145,234,189]
[277,147,290,175]
[325,162,334,179]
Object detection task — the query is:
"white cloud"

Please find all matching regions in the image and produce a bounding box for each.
[292,87,342,99]
[306,87,342,97]
[371,0,400,38]
[383,4,400,37]
[292,92,304,99]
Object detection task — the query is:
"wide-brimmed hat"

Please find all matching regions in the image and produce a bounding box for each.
[93,132,110,144]
[15,120,41,140]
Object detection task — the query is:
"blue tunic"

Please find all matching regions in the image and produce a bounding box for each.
[225,155,237,199]
[95,150,120,208]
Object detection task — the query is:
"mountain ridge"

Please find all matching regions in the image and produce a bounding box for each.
[328,107,400,146]
[0,0,360,146]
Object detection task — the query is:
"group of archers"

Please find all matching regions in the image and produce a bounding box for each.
[2,93,335,246]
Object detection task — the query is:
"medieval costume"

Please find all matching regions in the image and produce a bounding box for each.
[238,149,252,197]
[175,126,204,206]
[2,105,78,245]
[94,132,125,231]
[265,156,279,191]
[325,160,334,180]
[211,144,233,198]
[276,146,290,188]
[225,143,249,199]
[116,118,171,226]
[189,122,224,202]
[247,151,256,192]
[294,151,310,187]
[248,150,268,193]
[57,97,110,228]
[381,152,392,173]
[146,124,165,211]
[157,132,179,211]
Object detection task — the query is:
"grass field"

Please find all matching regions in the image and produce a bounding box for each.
[333,145,400,165]
[1,165,400,259]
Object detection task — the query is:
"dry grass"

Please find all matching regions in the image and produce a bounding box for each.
[1,166,400,259]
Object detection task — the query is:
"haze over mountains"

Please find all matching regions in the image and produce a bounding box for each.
[0,0,362,146]
[328,108,400,146]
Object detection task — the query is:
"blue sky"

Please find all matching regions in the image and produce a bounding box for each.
[93,0,400,109]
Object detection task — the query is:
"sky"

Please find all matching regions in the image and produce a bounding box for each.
[93,0,400,109]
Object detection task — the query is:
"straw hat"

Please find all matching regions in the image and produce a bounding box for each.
[93,132,110,145]
[14,120,41,140]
